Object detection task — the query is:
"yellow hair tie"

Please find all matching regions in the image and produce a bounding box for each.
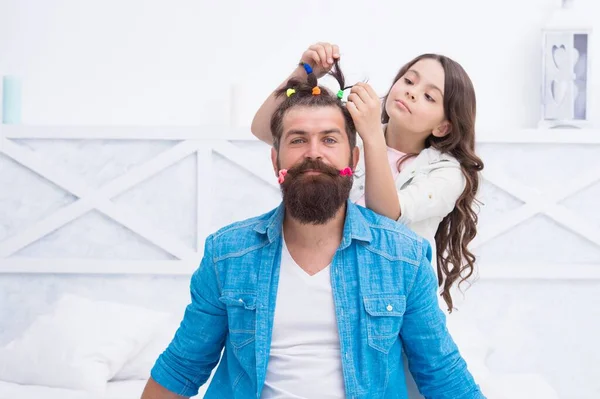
[312,87,321,95]
[286,88,296,97]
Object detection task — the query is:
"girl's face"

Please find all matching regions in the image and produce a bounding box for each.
[384,58,450,138]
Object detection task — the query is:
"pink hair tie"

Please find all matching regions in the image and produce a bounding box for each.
[278,169,288,184]
[339,167,353,176]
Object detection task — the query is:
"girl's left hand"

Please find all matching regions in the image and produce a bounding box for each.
[347,82,385,144]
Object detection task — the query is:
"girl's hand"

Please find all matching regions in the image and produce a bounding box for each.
[299,42,340,78]
[347,82,385,144]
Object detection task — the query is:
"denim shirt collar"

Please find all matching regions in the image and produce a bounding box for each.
[253,200,373,248]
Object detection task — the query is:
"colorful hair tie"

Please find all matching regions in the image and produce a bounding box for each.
[312,87,321,96]
[278,169,288,184]
[337,89,344,99]
[286,88,296,97]
[302,63,313,74]
[339,167,353,177]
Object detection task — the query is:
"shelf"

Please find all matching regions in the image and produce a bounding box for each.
[476,128,600,144]
[1,124,600,144]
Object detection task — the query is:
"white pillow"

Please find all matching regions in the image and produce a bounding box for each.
[112,316,181,381]
[0,294,170,393]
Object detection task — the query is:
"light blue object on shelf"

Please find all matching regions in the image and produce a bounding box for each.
[2,75,22,124]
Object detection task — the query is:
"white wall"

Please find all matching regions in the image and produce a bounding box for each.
[1,0,598,130]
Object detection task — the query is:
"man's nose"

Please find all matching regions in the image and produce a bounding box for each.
[304,140,323,160]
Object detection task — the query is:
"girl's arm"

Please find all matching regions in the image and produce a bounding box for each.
[348,83,400,219]
[250,42,340,144]
[250,65,307,144]
[361,137,401,219]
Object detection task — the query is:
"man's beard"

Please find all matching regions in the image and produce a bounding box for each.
[279,158,353,225]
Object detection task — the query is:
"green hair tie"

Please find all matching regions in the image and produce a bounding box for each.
[337,89,344,99]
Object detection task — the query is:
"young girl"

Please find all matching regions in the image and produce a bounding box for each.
[251,42,483,313]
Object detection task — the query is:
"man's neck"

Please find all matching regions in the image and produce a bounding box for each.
[283,205,346,249]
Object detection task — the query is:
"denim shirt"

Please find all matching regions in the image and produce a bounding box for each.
[151,201,485,399]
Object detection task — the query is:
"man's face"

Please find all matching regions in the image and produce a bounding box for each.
[271,105,359,224]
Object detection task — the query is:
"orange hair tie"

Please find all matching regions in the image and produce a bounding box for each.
[312,87,321,96]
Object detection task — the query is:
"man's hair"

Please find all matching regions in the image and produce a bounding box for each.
[270,60,356,151]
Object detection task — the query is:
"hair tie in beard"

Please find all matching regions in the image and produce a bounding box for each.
[339,167,353,176]
[277,169,288,184]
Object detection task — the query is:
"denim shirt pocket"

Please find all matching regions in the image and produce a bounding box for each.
[219,290,257,349]
[363,294,406,353]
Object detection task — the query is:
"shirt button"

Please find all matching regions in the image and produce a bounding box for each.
[345,352,350,359]
[386,304,393,311]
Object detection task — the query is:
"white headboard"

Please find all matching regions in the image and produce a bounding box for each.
[1,125,600,280]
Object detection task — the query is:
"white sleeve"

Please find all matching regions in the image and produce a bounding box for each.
[397,163,466,225]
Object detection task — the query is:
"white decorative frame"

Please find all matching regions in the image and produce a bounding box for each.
[539,29,592,128]
[1,125,599,280]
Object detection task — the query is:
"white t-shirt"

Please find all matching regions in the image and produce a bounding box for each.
[261,238,345,399]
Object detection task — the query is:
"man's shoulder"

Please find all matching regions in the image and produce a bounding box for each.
[212,209,273,238]
[205,208,277,260]
[355,205,430,266]
[356,204,423,241]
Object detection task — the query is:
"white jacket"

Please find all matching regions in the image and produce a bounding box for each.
[349,145,466,268]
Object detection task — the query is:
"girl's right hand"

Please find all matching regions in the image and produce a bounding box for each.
[299,42,340,78]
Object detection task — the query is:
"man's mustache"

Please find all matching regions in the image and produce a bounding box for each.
[286,159,340,177]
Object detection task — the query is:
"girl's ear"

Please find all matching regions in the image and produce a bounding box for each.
[432,121,451,137]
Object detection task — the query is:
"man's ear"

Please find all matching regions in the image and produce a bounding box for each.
[352,146,360,170]
[432,121,451,138]
[271,147,279,176]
